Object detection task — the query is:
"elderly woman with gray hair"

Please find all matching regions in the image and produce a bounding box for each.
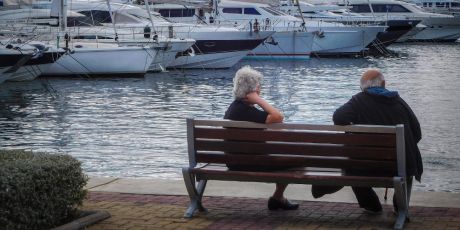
[224,65,298,211]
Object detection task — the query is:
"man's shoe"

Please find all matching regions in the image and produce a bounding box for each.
[268,197,299,210]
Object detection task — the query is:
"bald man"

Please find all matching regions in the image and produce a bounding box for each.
[312,69,422,213]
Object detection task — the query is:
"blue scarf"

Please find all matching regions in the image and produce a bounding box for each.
[366,87,399,98]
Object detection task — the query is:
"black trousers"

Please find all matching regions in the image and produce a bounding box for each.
[312,177,413,212]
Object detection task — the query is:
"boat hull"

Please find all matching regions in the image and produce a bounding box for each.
[311,26,385,55]
[43,44,156,76]
[247,31,314,59]
[1,48,63,82]
[167,31,273,69]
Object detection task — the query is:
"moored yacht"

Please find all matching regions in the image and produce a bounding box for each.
[0,39,64,82]
[212,0,386,56]
[151,2,315,59]
[1,0,167,76]
[156,0,387,56]
[66,0,275,68]
[0,5,196,72]
[342,0,460,41]
[278,0,420,51]
[404,0,460,17]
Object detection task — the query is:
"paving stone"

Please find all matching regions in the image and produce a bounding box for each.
[82,192,460,230]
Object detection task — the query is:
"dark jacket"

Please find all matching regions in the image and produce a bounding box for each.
[333,89,423,181]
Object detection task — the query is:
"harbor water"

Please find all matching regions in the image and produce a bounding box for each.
[0,43,459,193]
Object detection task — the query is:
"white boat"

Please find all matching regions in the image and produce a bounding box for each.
[342,0,460,41]
[151,2,314,59]
[216,0,386,56]
[36,0,274,69]
[404,0,460,17]
[0,5,196,72]
[42,41,159,75]
[156,0,386,56]
[0,40,63,82]
[277,0,420,50]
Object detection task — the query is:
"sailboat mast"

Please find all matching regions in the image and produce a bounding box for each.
[144,0,158,40]
[295,0,307,31]
[106,0,119,41]
[59,0,67,33]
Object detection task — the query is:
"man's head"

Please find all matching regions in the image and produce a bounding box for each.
[360,69,385,91]
[233,65,262,99]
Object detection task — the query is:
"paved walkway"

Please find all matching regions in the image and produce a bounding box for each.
[82,178,460,229]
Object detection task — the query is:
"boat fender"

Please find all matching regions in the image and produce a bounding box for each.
[253,19,260,33]
[188,47,195,57]
[315,30,325,38]
[64,33,70,50]
[144,26,151,39]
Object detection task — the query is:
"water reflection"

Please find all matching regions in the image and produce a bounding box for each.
[0,44,459,192]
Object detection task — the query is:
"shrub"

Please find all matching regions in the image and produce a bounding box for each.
[0,150,88,230]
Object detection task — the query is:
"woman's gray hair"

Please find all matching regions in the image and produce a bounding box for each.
[233,65,262,99]
[360,71,385,91]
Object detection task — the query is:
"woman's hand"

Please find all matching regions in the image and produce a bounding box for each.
[244,91,261,105]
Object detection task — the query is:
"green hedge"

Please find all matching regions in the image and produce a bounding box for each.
[0,150,88,230]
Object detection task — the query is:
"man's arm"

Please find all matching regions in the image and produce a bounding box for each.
[332,99,357,125]
[400,99,422,142]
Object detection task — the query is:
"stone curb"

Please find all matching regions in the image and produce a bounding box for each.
[52,210,111,230]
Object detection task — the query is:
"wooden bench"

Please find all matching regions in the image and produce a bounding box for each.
[182,118,412,230]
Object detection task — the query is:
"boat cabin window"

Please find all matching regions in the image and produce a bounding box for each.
[78,10,112,24]
[244,8,261,15]
[452,2,460,7]
[349,4,371,13]
[435,2,446,7]
[222,8,243,14]
[371,4,411,12]
[350,4,410,13]
[158,9,195,17]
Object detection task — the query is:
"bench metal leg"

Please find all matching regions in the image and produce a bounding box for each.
[182,167,207,218]
[393,177,409,230]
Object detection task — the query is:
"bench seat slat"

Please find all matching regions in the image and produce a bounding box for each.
[195,140,396,160]
[189,165,395,188]
[195,128,396,147]
[195,152,397,173]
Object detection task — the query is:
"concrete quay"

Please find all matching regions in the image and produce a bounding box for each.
[82,177,460,229]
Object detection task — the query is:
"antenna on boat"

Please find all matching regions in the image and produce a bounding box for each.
[295,0,307,31]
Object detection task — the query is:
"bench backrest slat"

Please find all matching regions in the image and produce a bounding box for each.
[194,128,396,147]
[195,140,396,160]
[193,119,397,133]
